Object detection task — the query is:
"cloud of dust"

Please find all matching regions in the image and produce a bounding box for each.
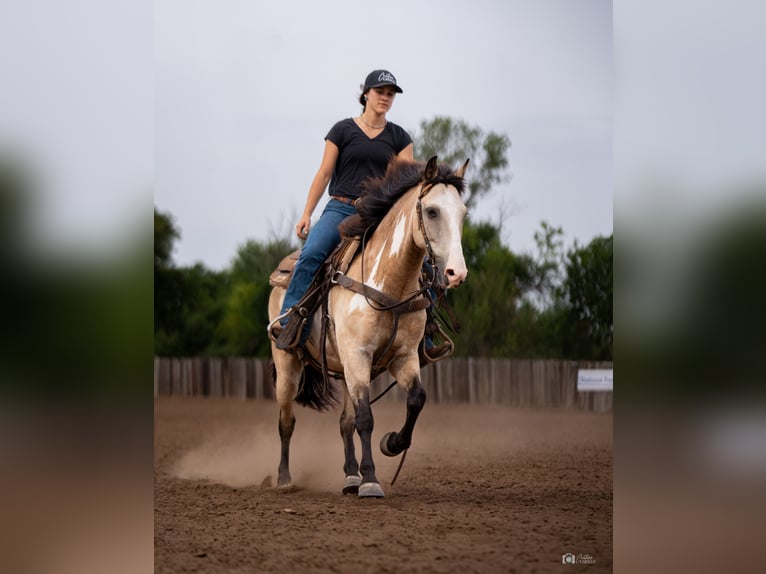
[171,412,350,493]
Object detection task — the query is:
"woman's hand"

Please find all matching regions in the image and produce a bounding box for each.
[296,214,311,240]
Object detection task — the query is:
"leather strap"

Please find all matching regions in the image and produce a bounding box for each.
[331,195,358,206]
[333,273,431,313]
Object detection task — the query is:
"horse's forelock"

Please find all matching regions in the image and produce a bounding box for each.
[433,164,466,195]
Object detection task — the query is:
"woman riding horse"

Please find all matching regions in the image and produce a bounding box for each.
[273,69,413,350]
[268,155,469,497]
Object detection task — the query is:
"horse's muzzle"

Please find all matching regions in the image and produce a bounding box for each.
[444,267,467,289]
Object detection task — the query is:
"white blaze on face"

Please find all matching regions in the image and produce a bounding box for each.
[426,186,468,288]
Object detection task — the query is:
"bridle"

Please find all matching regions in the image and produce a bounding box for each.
[415,180,440,288]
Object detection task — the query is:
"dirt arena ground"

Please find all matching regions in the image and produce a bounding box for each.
[155,397,612,573]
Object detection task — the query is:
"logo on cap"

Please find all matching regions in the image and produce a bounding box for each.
[378,71,396,84]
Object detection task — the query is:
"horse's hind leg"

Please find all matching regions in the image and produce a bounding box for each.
[278,404,295,487]
[339,385,361,494]
[380,367,427,457]
[274,353,301,488]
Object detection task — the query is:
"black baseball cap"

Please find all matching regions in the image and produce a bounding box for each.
[363,69,403,93]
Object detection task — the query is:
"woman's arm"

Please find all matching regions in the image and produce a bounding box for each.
[296,139,339,239]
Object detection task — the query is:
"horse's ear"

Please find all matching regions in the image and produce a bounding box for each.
[425,156,438,181]
[455,158,470,179]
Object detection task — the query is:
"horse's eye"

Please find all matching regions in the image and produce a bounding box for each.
[426,208,438,219]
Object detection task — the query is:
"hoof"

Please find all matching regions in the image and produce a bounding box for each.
[380,432,399,457]
[358,482,385,498]
[342,474,362,495]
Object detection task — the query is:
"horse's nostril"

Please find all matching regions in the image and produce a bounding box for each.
[445,267,467,288]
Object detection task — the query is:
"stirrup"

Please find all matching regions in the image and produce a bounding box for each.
[423,340,454,363]
[420,316,455,364]
[275,308,308,350]
[267,311,289,343]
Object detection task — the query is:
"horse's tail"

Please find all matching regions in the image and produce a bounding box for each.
[295,364,338,411]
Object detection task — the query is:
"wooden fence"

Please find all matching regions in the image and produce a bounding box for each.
[154,357,612,412]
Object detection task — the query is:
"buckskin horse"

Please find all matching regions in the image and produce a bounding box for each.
[267,156,469,497]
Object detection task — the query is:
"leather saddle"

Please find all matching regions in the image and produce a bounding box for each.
[268,249,301,289]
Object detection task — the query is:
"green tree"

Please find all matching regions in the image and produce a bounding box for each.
[153,205,296,357]
[154,207,181,338]
[558,235,613,360]
[154,207,230,356]
[212,238,295,357]
[154,263,229,356]
[154,207,179,269]
[412,116,511,208]
[529,221,566,308]
[449,220,537,356]
[229,238,293,284]
[508,222,568,359]
[212,281,272,356]
[444,220,613,360]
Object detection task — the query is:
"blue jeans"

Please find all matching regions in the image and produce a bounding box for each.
[280,199,357,322]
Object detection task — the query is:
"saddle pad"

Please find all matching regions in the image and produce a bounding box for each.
[269,249,301,288]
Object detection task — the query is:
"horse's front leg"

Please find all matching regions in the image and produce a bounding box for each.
[381,358,427,457]
[339,345,384,498]
[339,384,361,494]
[354,385,385,497]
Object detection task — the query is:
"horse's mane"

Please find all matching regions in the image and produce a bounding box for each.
[338,157,466,238]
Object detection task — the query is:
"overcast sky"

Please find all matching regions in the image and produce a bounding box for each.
[3,1,762,273]
[155,0,613,270]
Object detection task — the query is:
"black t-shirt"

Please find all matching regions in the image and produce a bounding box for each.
[325,118,412,200]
